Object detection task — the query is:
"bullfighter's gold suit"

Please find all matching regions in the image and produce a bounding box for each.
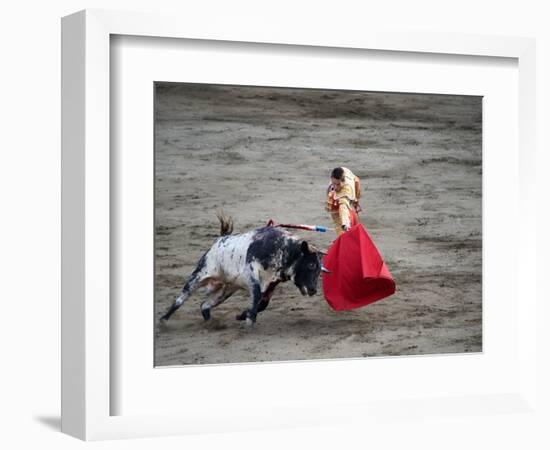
[325,167,362,237]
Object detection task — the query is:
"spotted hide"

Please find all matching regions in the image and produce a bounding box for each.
[160,218,323,325]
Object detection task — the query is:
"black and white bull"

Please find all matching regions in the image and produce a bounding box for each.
[160,217,327,325]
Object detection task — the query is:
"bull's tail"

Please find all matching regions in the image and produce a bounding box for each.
[216,212,234,236]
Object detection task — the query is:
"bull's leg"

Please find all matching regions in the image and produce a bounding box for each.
[257,297,271,313]
[235,297,270,322]
[200,286,237,321]
[160,275,202,321]
[236,281,279,321]
[160,255,210,321]
[245,281,262,325]
[236,296,272,321]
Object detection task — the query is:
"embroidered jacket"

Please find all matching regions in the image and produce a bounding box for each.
[325,167,362,228]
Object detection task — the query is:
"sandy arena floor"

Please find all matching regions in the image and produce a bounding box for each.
[154,83,482,366]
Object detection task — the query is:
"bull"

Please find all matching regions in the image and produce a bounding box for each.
[160,215,328,325]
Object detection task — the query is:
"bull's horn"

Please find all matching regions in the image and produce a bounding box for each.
[321,265,331,273]
[310,244,328,256]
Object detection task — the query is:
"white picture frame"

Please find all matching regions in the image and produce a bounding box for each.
[61,9,537,441]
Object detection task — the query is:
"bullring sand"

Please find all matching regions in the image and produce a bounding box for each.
[154,83,482,366]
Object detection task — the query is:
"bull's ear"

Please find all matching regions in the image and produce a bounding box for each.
[301,241,311,255]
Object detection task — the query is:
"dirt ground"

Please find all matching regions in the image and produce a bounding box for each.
[154,83,482,366]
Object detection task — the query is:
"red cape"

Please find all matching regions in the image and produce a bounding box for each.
[322,224,396,311]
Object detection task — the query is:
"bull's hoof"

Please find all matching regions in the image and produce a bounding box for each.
[201,305,211,321]
[245,311,257,326]
[235,310,247,321]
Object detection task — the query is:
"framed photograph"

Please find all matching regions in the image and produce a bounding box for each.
[61,9,537,441]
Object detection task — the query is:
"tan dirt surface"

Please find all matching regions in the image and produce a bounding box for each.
[154,83,482,366]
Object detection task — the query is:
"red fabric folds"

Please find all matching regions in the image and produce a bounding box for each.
[322,224,396,311]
